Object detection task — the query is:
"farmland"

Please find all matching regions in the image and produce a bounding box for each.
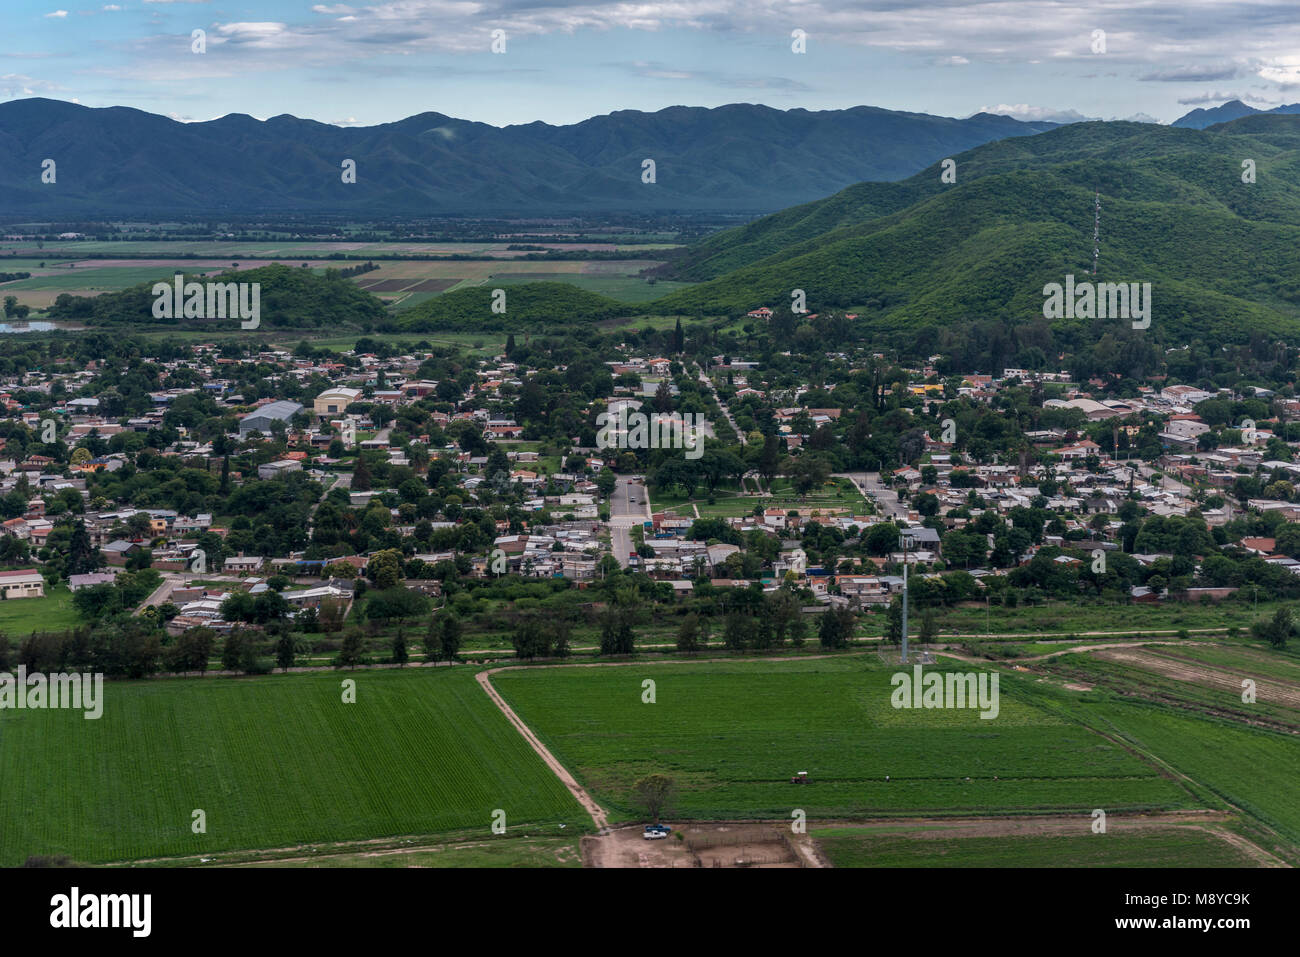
[490,656,1193,824]
[812,823,1263,867]
[0,667,586,866]
[0,245,689,312]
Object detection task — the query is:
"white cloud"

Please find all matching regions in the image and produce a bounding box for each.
[44,10,69,18]
[979,103,1093,123]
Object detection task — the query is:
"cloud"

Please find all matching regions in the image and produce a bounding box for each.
[1176,90,1258,106]
[44,10,68,18]
[978,103,1093,123]
[1139,65,1240,83]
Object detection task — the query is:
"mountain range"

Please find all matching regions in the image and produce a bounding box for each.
[0,99,1057,216]
[1171,99,1300,130]
[649,114,1300,344]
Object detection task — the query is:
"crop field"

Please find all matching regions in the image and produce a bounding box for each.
[0,241,679,258]
[812,825,1260,867]
[0,667,586,866]
[491,656,1193,824]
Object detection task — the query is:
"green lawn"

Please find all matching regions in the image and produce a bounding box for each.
[0,667,587,866]
[492,656,1192,824]
[813,827,1256,867]
[0,584,80,636]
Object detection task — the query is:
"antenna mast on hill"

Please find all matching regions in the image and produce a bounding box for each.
[1092,190,1101,276]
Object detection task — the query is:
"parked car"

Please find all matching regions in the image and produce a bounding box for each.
[643,825,671,840]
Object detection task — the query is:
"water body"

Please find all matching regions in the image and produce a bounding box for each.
[0,322,80,334]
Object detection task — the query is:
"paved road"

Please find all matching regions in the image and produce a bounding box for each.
[836,471,909,520]
[135,572,186,614]
[696,364,746,445]
[608,475,651,568]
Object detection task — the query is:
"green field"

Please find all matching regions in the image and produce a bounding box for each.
[0,667,586,866]
[492,656,1192,823]
[0,585,80,636]
[812,827,1256,867]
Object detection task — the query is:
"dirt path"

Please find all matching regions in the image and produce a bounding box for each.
[476,667,609,831]
[1094,647,1300,709]
[476,654,849,833]
[933,639,1204,665]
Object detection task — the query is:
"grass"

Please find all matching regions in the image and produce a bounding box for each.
[492,655,1193,824]
[812,827,1257,867]
[0,585,81,636]
[925,599,1289,638]
[0,667,587,866]
[240,835,581,868]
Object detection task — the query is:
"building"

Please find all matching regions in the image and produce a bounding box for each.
[312,388,362,416]
[0,569,45,598]
[258,459,303,480]
[239,401,303,438]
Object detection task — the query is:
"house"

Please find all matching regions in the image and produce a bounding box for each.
[224,555,264,574]
[0,569,44,598]
[69,572,116,591]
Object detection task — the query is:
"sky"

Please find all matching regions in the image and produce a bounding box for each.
[4,1,1300,128]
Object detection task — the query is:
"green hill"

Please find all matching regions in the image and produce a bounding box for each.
[651,117,1300,342]
[396,281,630,330]
[46,263,389,329]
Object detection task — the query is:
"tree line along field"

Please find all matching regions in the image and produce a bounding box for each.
[491,656,1194,823]
[0,667,586,866]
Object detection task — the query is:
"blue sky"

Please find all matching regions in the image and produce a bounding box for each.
[4,1,1300,127]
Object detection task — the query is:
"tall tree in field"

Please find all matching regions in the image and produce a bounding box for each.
[439,615,462,664]
[676,613,701,654]
[221,629,244,672]
[392,627,408,666]
[631,774,675,823]
[338,629,363,669]
[275,627,296,672]
[672,317,684,353]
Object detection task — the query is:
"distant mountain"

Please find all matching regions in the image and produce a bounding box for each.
[650,115,1300,344]
[1172,99,1300,129]
[0,99,1057,216]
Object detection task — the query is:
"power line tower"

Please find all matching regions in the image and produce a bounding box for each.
[1092,190,1101,276]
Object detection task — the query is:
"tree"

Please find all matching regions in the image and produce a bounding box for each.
[351,454,373,492]
[818,605,856,649]
[392,627,409,666]
[631,774,675,823]
[1252,606,1294,649]
[221,630,244,672]
[275,628,296,671]
[438,614,462,664]
[366,549,404,590]
[337,629,363,669]
[598,606,636,655]
[919,607,938,646]
[676,613,701,654]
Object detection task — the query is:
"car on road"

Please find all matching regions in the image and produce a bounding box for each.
[643,825,671,839]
